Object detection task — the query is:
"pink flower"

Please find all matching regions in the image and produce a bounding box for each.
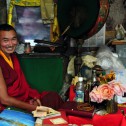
[98,84,115,100]
[108,80,126,96]
[89,80,126,103]
[89,87,103,103]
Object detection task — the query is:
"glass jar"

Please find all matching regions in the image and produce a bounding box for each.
[106,95,118,114]
[91,69,99,91]
[24,43,31,54]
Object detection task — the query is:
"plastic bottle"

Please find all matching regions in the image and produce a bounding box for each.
[75,77,84,103]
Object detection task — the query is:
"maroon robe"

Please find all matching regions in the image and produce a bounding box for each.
[0,53,63,111]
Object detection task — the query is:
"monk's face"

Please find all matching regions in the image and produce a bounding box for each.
[0,30,18,57]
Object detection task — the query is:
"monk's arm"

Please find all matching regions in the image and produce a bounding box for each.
[0,67,37,112]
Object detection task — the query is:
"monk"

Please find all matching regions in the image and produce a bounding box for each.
[0,24,64,112]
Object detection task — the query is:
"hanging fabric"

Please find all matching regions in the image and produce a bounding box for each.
[50,3,60,42]
[40,0,54,24]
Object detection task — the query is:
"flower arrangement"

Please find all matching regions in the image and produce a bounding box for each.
[89,71,126,103]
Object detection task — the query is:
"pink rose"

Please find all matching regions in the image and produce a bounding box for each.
[89,80,126,103]
[108,80,126,96]
[89,87,103,103]
[98,84,115,100]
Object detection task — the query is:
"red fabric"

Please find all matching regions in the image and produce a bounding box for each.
[67,112,126,126]
[93,113,123,126]
[66,108,126,126]
[68,116,93,125]
[69,85,75,101]
[120,116,126,126]
[11,54,41,100]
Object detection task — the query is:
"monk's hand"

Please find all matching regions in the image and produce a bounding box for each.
[35,98,41,106]
[29,98,41,106]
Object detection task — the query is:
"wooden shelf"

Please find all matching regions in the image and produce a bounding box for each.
[112,39,126,45]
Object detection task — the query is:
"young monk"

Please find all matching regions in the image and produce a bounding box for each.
[0,24,64,112]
